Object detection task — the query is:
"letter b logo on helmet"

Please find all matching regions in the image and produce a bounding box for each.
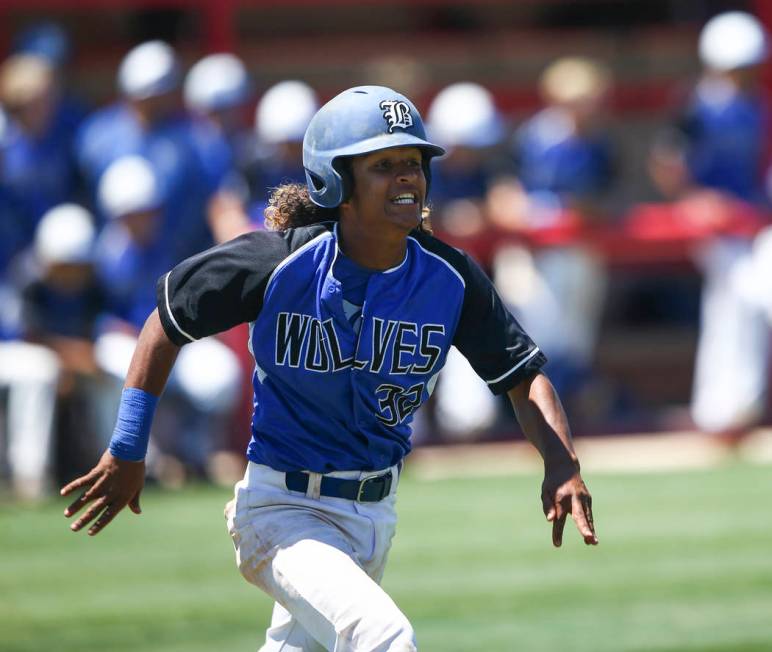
[379,100,413,133]
[302,86,445,208]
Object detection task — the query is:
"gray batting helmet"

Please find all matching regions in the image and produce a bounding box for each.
[302,85,445,208]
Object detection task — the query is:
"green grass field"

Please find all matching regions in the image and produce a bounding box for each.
[2,462,771,652]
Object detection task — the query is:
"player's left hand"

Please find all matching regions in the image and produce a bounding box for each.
[541,461,598,548]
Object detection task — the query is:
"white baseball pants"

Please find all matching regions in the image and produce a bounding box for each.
[691,237,770,432]
[225,462,416,652]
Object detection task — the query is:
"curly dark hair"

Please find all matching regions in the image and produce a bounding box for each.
[264,183,338,231]
[264,182,433,233]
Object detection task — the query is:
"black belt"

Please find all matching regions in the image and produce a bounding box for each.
[285,470,394,502]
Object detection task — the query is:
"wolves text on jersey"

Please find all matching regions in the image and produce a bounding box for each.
[275,312,445,376]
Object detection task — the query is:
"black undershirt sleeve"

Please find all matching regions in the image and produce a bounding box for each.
[155,226,325,346]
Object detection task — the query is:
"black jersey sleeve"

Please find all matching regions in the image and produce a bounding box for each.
[156,225,328,346]
[452,250,546,395]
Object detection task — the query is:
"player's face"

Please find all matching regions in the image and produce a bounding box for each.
[345,146,426,232]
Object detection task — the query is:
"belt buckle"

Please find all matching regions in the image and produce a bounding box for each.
[356,471,392,502]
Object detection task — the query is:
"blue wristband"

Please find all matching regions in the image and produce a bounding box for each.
[108,387,158,461]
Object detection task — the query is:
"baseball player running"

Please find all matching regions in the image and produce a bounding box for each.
[61,86,598,651]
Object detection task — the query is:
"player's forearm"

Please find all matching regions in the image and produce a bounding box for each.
[507,372,579,470]
[124,308,180,396]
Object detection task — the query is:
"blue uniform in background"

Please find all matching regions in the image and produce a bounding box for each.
[245,156,307,227]
[425,163,489,207]
[1,101,84,225]
[95,223,172,330]
[681,80,767,203]
[75,104,215,261]
[157,222,545,472]
[515,107,614,203]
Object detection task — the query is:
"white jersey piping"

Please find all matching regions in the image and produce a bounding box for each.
[407,236,466,288]
[264,230,334,299]
[485,347,541,385]
[164,272,196,342]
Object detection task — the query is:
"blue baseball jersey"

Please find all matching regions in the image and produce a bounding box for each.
[681,81,767,203]
[157,222,545,472]
[515,108,614,199]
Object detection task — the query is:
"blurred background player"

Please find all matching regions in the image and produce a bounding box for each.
[0,52,84,229]
[183,52,256,244]
[19,204,114,482]
[204,79,320,244]
[426,82,507,236]
[489,56,614,414]
[249,81,319,222]
[0,205,104,499]
[92,155,241,483]
[75,40,215,262]
[423,82,508,440]
[647,12,771,441]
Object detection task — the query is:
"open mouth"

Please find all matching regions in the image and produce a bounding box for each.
[391,192,418,205]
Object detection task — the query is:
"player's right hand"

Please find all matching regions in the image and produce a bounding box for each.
[61,449,145,536]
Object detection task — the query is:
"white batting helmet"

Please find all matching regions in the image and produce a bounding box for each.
[118,40,180,100]
[35,203,95,265]
[98,156,161,219]
[699,12,768,71]
[256,80,319,144]
[427,82,504,149]
[184,53,251,113]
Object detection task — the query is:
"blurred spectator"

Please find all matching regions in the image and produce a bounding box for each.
[20,204,115,479]
[0,204,103,499]
[0,53,85,225]
[92,156,241,481]
[648,12,772,441]
[11,21,87,126]
[184,52,254,189]
[249,80,319,220]
[0,107,33,319]
[206,79,319,244]
[12,21,71,67]
[490,57,613,410]
[506,56,615,225]
[426,82,507,237]
[183,53,256,244]
[650,12,768,204]
[424,82,508,439]
[75,40,215,262]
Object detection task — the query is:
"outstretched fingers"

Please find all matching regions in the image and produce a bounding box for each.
[571,494,598,545]
[63,473,110,517]
[69,496,109,532]
[551,498,567,547]
[88,504,122,536]
[60,469,99,498]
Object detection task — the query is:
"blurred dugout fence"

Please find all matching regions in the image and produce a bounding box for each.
[1,0,771,448]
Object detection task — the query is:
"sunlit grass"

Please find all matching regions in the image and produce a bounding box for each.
[1,462,770,651]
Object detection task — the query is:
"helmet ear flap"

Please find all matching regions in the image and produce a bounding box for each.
[333,157,353,204]
[306,170,326,193]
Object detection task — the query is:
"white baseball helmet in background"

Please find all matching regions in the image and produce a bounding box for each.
[184,53,251,113]
[118,40,180,100]
[699,11,768,71]
[98,155,160,219]
[427,82,504,149]
[255,80,319,144]
[35,204,96,266]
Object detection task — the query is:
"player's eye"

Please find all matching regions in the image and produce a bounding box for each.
[373,159,392,170]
